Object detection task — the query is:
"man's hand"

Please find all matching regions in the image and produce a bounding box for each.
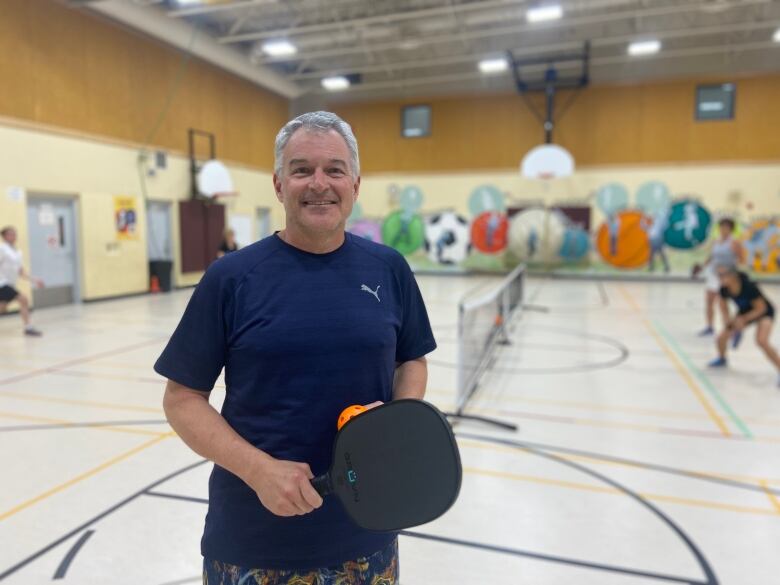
[247,456,323,517]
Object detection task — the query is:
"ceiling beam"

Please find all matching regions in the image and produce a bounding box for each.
[168,0,278,18]
[291,18,780,80]
[255,0,773,65]
[312,40,780,94]
[218,0,529,44]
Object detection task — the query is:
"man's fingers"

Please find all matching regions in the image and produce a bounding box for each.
[300,478,324,509]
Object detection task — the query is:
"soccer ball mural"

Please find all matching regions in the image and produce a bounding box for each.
[424,211,471,265]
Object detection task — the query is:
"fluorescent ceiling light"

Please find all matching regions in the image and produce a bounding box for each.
[773,28,780,43]
[321,76,350,91]
[628,40,661,56]
[478,58,509,74]
[176,0,201,5]
[261,40,297,57]
[526,5,563,23]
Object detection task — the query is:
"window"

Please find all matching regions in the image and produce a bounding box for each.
[402,105,431,138]
[695,83,735,121]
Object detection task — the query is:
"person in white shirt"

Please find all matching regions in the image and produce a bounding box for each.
[0,226,44,336]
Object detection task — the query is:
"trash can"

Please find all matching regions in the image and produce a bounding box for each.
[149,260,173,292]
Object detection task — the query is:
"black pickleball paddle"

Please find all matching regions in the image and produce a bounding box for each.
[311,399,462,531]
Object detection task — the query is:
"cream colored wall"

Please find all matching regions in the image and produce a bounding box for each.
[356,163,780,227]
[0,120,282,302]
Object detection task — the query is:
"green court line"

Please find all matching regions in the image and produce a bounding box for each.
[653,321,753,440]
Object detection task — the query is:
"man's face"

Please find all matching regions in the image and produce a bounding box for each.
[2,229,16,245]
[718,223,732,239]
[273,129,360,237]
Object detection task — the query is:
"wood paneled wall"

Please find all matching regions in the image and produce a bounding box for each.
[0,0,288,169]
[332,74,780,173]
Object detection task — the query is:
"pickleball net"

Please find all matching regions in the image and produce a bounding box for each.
[454,264,525,427]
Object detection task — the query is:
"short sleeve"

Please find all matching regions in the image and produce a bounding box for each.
[153,265,233,391]
[395,259,437,363]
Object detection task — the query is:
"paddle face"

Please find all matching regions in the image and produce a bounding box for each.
[325,400,462,531]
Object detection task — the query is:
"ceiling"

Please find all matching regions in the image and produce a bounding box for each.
[84,0,780,103]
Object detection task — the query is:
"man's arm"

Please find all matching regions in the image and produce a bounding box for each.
[163,379,322,516]
[392,356,428,400]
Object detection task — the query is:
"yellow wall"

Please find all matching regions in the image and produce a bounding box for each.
[0,0,288,170]
[0,120,283,302]
[332,74,780,173]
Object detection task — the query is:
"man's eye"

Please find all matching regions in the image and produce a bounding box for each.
[328,168,345,175]
[293,167,310,174]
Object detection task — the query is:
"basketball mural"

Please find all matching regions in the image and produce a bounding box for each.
[596,210,651,269]
[361,181,775,279]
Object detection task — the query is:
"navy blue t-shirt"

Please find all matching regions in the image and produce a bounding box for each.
[154,232,436,569]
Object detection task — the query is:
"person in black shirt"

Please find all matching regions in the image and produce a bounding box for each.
[216,228,239,258]
[709,264,780,386]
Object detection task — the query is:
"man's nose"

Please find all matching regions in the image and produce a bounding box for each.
[308,167,328,192]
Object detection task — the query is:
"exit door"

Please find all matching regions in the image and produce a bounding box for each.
[26,196,79,308]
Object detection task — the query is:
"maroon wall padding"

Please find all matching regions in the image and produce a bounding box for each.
[555,206,591,231]
[179,200,226,273]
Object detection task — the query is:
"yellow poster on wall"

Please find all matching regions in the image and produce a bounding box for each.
[114,196,138,240]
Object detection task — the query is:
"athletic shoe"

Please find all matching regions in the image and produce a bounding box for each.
[698,327,715,336]
[24,327,42,337]
[731,331,743,349]
[708,357,727,368]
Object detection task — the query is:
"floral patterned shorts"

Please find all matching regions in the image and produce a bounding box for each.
[203,538,398,585]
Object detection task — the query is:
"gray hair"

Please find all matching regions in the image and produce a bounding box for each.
[274,111,360,177]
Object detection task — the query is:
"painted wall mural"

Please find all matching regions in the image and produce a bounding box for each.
[346,181,780,277]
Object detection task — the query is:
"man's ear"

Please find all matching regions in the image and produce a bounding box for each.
[353,176,361,202]
[272,173,284,203]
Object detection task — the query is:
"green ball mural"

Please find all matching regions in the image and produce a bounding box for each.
[382,210,425,255]
[664,199,711,249]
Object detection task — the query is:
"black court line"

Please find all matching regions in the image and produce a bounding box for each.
[52,530,94,580]
[0,419,169,432]
[139,489,705,584]
[399,531,705,584]
[0,460,208,581]
[459,433,719,585]
[597,281,610,306]
[457,434,780,497]
[145,491,209,505]
[429,326,629,375]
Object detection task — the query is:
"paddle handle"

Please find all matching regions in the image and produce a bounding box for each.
[311,474,332,497]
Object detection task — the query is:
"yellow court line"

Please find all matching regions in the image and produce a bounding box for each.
[617,285,731,437]
[457,439,780,486]
[0,390,164,414]
[0,410,167,437]
[760,480,780,513]
[463,466,778,517]
[0,432,174,522]
[643,321,730,436]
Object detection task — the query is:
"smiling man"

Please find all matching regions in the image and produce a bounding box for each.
[155,111,436,585]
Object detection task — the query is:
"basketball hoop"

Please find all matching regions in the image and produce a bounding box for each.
[521,144,575,180]
[197,160,235,199]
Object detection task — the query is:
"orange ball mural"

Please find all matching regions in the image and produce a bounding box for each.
[596,210,651,269]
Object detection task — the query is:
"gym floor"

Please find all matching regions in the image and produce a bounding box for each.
[1,275,779,584]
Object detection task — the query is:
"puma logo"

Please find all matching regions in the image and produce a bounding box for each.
[361,284,380,302]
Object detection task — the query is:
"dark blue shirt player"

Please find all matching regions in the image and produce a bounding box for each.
[155,112,436,583]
